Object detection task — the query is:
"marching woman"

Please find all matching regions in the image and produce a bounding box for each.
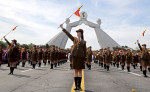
[137,40,149,77]
[126,49,132,72]
[50,45,55,69]
[22,47,27,67]
[60,24,86,91]
[86,46,92,70]
[31,45,38,69]
[47,48,51,65]
[105,47,112,71]
[120,50,126,70]
[113,51,120,68]
[38,47,43,67]
[4,37,18,75]
[132,51,137,69]
[99,49,104,67]
[16,46,21,69]
[69,45,74,69]
[43,48,48,66]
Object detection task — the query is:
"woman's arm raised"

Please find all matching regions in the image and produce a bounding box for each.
[60,24,74,41]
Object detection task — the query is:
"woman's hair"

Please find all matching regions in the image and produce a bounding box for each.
[77,29,84,40]
[81,33,84,40]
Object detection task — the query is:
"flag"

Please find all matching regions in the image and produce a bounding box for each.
[12,26,18,31]
[142,29,146,36]
[74,5,83,17]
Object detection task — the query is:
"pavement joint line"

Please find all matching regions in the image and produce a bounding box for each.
[21,69,33,72]
[118,68,142,77]
[71,70,85,92]
[20,66,47,73]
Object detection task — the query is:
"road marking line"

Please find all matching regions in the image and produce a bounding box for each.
[81,70,85,92]
[129,72,141,76]
[20,66,47,73]
[71,82,75,92]
[71,70,85,92]
[21,69,33,72]
[118,68,141,76]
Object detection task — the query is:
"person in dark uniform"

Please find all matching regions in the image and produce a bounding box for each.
[120,50,126,70]
[0,44,3,67]
[38,47,43,67]
[28,49,32,65]
[126,49,132,72]
[132,51,137,69]
[21,47,27,67]
[31,45,38,69]
[47,48,51,65]
[54,47,58,67]
[138,52,143,71]
[103,48,107,69]
[99,49,104,67]
[137,40,149,77]
[69,45,73,69]
[4,37,18,75]
[50,45,55,69]
[16,45,21,69]
[43,48,48,66]
[86,46,92,70]
[60,24,86,91]
[105,47,112,71]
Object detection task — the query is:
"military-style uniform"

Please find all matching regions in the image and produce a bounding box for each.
[47,49,51,65]
[126,51,132,72]
[38,48,43,67]
[138,43,150,77]
[62,28,86,91]
[120,52,126,70]
[132,52,138,69]
[31,46,38,69]
[43,49,48,66]
[22,48,27,67]
[105,49,112,71]
[62,29,86,69]
[16,48,21,67]
[86,47,92,70]
[4,38,19,74]
[69,46,73,69]
[28,49,32,64]
[50,45,55,69]
[98,50,104,67]
[87,50,92,62]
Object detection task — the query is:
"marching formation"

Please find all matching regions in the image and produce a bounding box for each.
[0,36,68,75]
[92,42,150,77]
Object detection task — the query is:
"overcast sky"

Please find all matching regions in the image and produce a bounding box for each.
[0,0,150,50]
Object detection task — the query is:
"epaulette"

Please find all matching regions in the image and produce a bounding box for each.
[83,40,86,43]
[74,36,77,39]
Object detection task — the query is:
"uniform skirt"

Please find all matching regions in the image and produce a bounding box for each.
[72,56,85,69]
[141,60,149,66]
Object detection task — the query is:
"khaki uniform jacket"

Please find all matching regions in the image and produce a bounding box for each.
[62,29,86,59]
[5,38,18,62]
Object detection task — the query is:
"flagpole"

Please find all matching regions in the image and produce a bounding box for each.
[134,29,147,44]
[1,26,18,40]
[57,5,83,29]
[1,31,12,40]
[57,13,74,29]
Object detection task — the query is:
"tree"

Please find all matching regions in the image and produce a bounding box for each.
[21,44,29,49]
[28,43,33,49]
[0,41,7,49]
[45,44,49,49]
